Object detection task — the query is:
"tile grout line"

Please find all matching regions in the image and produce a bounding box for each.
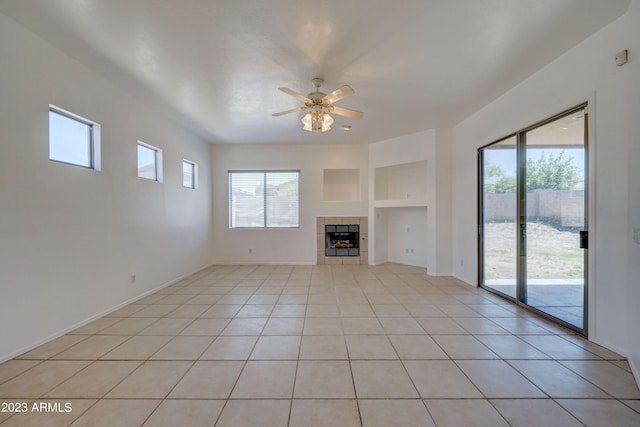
[1,264,638,426]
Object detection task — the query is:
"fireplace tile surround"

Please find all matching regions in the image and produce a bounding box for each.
[317,216,368,265]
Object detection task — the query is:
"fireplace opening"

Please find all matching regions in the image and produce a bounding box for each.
[325,224,359,257]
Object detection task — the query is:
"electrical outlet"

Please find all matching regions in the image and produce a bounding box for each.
[405,248,409,254]
[130,274,136,284]
[410,249,414,254]
[460,259,464,266]
[249,249,253,254]
[634,228,640,245]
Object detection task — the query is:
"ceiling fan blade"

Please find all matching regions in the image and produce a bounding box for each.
[331,106,363,120]
[278,87,311,103]
[323,85,355,104]
[272,106,308,117]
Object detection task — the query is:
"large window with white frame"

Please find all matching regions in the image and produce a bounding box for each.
[48,106,101,170]
[182,159,197,189]
[229,170,299,228]
[137,141,162,182]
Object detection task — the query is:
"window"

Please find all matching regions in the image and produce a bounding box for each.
[48,106,100,169]
[229,171,299,228]
[182,159,197,189]
[137,142,162,182]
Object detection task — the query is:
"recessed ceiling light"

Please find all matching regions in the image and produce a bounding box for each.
[342,125,351,131]
[560,127,569,130]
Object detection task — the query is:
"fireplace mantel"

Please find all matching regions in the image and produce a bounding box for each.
[317,217,368,265]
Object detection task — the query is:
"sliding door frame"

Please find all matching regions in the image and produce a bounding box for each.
[477,134,518,302]
[478,102,589,336]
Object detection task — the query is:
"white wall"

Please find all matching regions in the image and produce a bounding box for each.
[452,9,635,359]
[210,143,369,264]
[0,13,213,361]
[384,207,429,267]
[434,128,453,274]
[374,209,389,264]
[625,0,640,385]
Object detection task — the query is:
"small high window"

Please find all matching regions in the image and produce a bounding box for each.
[182,160,197,189]
[137,142,162,182]
[48,106,100,170]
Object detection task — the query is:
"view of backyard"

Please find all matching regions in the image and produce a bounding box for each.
[483,220,585,328]
[484,221,583,281]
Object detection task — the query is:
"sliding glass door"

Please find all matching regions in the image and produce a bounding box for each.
[479,105,588,334]
[523,110,587,330]
[479,136,518,299]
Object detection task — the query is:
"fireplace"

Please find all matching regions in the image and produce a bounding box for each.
[325,224,359,257]
[317,217,367,265]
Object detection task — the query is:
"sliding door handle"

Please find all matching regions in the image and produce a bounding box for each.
[579,230,588,249]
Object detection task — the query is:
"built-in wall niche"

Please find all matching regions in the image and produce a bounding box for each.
[323,168,360,201]
[374,160,427,207]
[374,206,428,268]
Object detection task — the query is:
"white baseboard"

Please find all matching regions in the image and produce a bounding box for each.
[460,276,638,389]
[427,272,454,277]
[213,261,317,266]
[629,357,640,390]
[0,263,213,364]
[588,336,629,361]
[452,273,477,287]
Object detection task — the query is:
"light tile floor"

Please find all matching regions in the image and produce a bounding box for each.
[1,264,639,426]
[487,283,585,328]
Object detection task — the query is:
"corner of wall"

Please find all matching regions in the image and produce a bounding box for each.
[625,0,640,389]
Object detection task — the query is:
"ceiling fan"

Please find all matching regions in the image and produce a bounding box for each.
[272,78,363,132]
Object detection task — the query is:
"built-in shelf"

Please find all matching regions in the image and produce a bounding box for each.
[374,200,428,208]
[374,160,428,201]
[373,160,428,267]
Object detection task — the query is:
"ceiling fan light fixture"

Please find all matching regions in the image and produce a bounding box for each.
[301,109,333,132]
[301,112,313,131]
[321,112,334,132]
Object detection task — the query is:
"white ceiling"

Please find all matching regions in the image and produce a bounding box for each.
[0,0,630,144]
